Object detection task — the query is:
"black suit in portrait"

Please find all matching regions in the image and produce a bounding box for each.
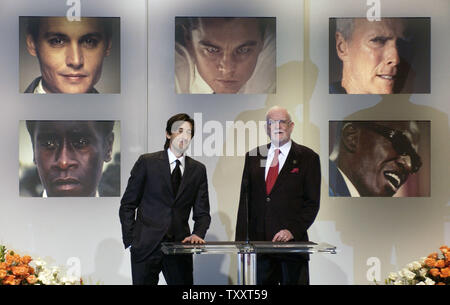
[235,141,321,285]
[119,150,211,285]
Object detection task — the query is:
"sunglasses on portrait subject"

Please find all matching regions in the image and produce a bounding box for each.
[359,122,422,173]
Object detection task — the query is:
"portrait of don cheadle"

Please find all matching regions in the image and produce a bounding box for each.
[329,121,430,197]
[329,17,430,94]
[19,120,121,197]
[19,16,120,94]
[175,17,276,94]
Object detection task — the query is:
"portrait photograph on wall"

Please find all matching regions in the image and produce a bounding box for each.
[175,16,276,94]
[19,120,121,197]
[329,17,430,94]
[19,16,121,94]
[329,120,430,197]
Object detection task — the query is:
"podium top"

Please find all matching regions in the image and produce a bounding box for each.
[161,241,336,255]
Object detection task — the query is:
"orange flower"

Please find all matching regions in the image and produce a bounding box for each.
[425,257,436,268]
[435,260,446,268]
[428,252,438,259]
[26,275,38,285]
[11,265,29,277]
[445,253,450,262]
[2,275,17,285]
[0,269,7,279]
[5,253,21,265]
[429,268,440,277]
[440,267,450,278]
[439,245,448,254]
[28,266,35,275]
[0,262,7,270]
[21,255,32,265]
[5,254,13,264]
[436,282,446,285]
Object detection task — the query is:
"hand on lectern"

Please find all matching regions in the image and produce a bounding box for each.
[182,234,206,244]
[272,229,293,242]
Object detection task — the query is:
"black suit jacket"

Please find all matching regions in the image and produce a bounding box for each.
[235,141,321,244]
[119,151,211,262]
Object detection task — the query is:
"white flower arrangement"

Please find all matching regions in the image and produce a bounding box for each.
[385,246,449,285]
[32,258,81,285]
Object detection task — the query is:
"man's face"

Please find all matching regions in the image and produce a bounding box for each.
[350,122,420,196]
[337,19,406,94]
[26,17,111,93]
[266,108,294,147]
[167,121,193,156]
[31,121,113,196]
[187,18,264,93]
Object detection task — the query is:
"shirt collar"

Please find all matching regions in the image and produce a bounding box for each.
[167,148,185,168]
[191,65,214,94]
[42,189,100,197]
[337,168,361,197]
[269,140,292,157]
[34,78,47,94]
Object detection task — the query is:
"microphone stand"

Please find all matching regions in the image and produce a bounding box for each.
[243,179,250,245]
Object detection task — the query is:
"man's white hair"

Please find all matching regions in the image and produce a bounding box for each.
[335,18,354,41]
[265,106,292,121]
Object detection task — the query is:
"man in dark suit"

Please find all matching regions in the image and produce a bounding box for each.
[235,106,321,285]
[119,113,211,285]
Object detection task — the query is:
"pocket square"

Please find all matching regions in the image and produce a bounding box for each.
[290,168,299,173]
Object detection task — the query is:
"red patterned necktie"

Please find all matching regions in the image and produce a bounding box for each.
[266,149,280,194]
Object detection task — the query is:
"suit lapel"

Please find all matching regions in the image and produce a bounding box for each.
[158,150,175,199]
[256,145,268,192]
[258,155,267,192]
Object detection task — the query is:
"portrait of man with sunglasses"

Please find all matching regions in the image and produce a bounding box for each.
[329,120,427,197]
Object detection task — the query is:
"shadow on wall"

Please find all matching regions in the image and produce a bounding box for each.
[308,224,351,285]
[212,59,320,284]
[84,238,130,285]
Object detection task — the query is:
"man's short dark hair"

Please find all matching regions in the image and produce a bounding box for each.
[25,17,113,43]
[164,113,195,150]
[26,120,115,143]
[175,17,275,45]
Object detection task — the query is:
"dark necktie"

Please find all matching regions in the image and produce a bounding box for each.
[266,149,280,194]
[171,159,182,196]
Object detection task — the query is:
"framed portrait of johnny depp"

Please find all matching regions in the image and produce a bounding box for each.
[19,120,120,197]
[175,16,276,94]
[329,120,430,197]
[19,16,120,94]
[329,17,430,94]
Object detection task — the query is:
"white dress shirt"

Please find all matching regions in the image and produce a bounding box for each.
[264,140,292,180]
[42,189,100,197]
[337,167,361,197]
[34,79,46,94]
[167,148,185,175]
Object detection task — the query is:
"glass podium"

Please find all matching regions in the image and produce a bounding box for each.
[161,241,337,285]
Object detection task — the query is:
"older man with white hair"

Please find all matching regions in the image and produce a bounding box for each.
[235,106,321,285]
